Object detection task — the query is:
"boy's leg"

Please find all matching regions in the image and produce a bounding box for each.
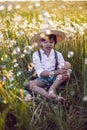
[48,72,70,98]
[26,79,50,99]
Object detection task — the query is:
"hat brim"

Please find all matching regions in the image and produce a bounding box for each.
[30,30,65,45]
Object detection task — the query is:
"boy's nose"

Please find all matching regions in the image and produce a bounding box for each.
[47,42,52,46]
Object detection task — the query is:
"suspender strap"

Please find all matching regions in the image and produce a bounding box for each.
[54,51,59,70]
[38,50,42,62]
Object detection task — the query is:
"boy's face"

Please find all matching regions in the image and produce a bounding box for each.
[40,36,55,53]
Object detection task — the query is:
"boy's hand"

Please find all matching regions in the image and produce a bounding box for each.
[57,68,67,74]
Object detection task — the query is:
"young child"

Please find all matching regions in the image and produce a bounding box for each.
[25,29,71,102]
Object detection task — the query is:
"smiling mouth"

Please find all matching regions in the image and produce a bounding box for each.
[46,47,52,50]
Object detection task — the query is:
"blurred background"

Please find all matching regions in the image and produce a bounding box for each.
[0,1,87,130]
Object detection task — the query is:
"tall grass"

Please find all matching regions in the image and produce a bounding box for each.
[0,1,87,130]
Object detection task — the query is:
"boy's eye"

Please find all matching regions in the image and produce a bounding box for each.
[41,39,47,43]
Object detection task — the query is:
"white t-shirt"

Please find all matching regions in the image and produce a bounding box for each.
[33,49,65,77]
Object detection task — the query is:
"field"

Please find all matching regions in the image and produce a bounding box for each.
[0,1,87,130]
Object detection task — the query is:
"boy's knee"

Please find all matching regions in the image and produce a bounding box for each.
[28,80,35,88]
[25,80,34,90]
[29,81,37,92]
[62,69,72,79]
[66,69,72,78]
[62,72,71,81]
[56,72,71,83]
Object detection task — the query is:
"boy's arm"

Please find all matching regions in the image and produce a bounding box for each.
[40,61,71,77]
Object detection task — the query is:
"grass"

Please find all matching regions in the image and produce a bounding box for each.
[0,1,87,130]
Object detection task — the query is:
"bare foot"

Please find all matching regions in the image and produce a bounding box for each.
[55,96,67,104]
[48,90,57,99]
[24,94,33,102]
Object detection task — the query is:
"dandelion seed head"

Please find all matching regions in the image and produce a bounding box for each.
[16,71,22,76]
[16,31,24,36]
[46,29,51,35]
[67,69,72,76]
[0,5,5,11]
[1,57,4,61]
[33,42,38,47]
[0,32,3,39]
[3,100,7,104]
[30,67,33,70]
[79,6,82,10]
[11,40,17,45]
[30,63,34,67]
[41,10,50,19]
[13,47,20,55]
[40,28,51,35]
[8,70,14,82]
[4,54,8,58]
[5,39,11,44]
[83,95,87,101]
[13,15,22,22]
[84,58,87,65]
[35,3,40,7]
[15,5,21,9]
[47,19,53,26]
[7,5,12,11]
[12,59,17,63]
[70,90,75,96]
[28,5,33,9]
[67,51,74,58]
[24,46,32,54]
[39,15,44,21]
[8,84,13,88]
[24,49,30,54]
[61,5,66,9]
[20,54,25,58]
[14,63,18,68]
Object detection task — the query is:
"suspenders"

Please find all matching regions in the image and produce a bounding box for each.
[25,50,58,91]
[38,50,42,62]
[54,51,58,70]
[38,50,58,70]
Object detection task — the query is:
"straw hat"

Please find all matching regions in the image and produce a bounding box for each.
[30,28,65,45]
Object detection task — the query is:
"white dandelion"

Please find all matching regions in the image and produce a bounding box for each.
[13,47,20,55]
[24,45,32,54]
[84,58,87,65]
[67,51,74,58]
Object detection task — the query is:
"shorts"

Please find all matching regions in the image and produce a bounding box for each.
[37,76,56,87]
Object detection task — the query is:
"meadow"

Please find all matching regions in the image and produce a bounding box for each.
[0,1,87,130]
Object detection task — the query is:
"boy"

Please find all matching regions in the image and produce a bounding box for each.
[25,29,71,102]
